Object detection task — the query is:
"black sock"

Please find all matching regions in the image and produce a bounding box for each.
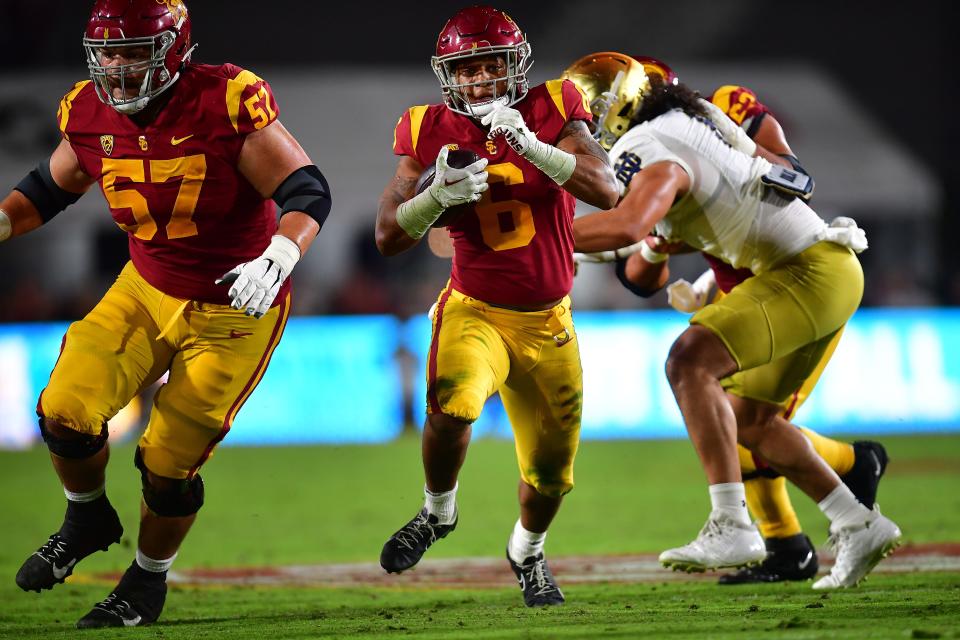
[128,560,167,583]
[62,493,113,537]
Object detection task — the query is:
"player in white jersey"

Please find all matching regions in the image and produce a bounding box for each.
[571,59,901,589]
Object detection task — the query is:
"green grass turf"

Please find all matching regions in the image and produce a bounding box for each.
[0,433,958,638]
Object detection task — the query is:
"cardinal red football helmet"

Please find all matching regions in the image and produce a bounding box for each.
[83,0,196,114]
[633,55,679,86]
[431,6,533,118]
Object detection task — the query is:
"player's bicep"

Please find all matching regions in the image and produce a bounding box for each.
[751,114,793,158]
[49,139,95,194]
[556,119,609,165]
[622,162,689,226]
[238,120,312,198]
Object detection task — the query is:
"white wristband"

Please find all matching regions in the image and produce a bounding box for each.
[0,209,11,242]
[639,242,668,263]
[524,139,577,185]
[396,189,445,240]
[262,234,301,278]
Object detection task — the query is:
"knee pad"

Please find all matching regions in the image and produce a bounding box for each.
[38,418,107,459]
[134,448,205,517]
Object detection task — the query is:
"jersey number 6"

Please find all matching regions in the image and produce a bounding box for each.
[475,162,536,251]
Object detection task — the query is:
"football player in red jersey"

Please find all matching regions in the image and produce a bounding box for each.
[0,0,330,628]
[375,6,618,607]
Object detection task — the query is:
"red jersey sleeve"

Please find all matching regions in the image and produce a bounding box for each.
[392,105,432,165]
[542,78,593,127]
[709,85,770,136]
[56,80,94,142]
[221,65,280,136]
[560,78,593,123]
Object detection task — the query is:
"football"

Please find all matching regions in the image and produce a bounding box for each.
[415,148,482,228]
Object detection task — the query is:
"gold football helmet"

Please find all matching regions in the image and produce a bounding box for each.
[562,52,649,150]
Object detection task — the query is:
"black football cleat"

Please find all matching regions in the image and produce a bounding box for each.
[76,562,167,629]
[507,549,565,607]
[380,508,457,573]
[841,441,889,508]
[718,533,818,585]
[16,502,123,592]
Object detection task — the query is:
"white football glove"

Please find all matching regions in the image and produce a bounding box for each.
[818,216,868,253]
[428,145,489,208]
[481,105,536,154]
[216,235,300,318]
[481,105,576,184]
[666,269,716,313]
[396,146,488,240]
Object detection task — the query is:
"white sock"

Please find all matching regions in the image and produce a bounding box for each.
[709,482,751,526]
[424,483,458,525]
[136,549,177,573]
[818,484,872,530]
[64,485,105,503]
[507,519,546,564]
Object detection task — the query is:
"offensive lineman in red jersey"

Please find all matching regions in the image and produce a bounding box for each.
[375,6,618,607]
[1,0,330,628]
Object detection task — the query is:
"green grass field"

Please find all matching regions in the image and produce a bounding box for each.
[1,434,958,638]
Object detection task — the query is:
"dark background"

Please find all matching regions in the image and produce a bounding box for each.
[0,0,956,311]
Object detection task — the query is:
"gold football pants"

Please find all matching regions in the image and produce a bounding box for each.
[39,261,290,479]
[426,285,583,498]
[694,242,862,538]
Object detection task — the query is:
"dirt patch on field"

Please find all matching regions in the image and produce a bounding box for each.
[137,542,960,590]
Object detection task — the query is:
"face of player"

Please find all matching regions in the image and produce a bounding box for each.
[93,44,154,101]
[452,54,509,104]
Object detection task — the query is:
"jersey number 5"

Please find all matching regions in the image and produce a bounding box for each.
[475,162,535,251]
[101,154,207,240]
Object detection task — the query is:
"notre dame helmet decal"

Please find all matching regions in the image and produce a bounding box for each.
[562,52,649,150]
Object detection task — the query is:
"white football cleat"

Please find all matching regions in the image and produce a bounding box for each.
[659,514,766,572]
[812,507,902,590]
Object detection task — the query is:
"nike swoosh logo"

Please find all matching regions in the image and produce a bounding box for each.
[122,614,143,627]
[797,551,814,571]
[51,558,77,579]
[230,329,253,339]
[170,134,194,146]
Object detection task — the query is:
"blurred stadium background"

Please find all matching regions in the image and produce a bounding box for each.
[0,0,956,447]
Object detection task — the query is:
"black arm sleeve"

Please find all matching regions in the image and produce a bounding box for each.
[13,157,82,223]
[272,165,331,229]
[744,111,766,139]
[614,258,659,298]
